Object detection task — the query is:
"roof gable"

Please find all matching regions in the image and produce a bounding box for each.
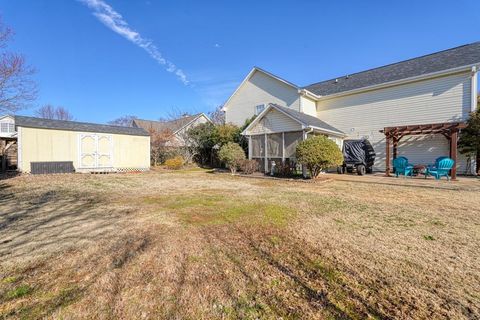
[243,103,344,136]
[304,42,480,97]
[133,113,211,134]
[223,67,299,110]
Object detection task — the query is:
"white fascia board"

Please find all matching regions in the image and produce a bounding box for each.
[312,64,480,101]
[223,67,299,111]
[298,89,321,100]
[308,125,346,137]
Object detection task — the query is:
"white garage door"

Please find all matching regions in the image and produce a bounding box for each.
[78,133,113,169]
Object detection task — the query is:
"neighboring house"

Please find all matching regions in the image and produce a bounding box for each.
[224,42,480,175]
[0,115,150,173]
[132,113,212,147]
[0,115,18,171]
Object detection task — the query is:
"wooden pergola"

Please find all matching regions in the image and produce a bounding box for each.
[380,122,467,180]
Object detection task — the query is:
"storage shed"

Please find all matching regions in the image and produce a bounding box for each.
[1,115,151,174]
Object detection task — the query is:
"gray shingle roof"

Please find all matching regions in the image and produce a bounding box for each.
[304,42,480,96]
[269,103,344,135]
[14,115,150,136]
[132,114,204,134]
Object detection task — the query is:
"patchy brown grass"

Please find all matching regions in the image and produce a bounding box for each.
[0,171,479,319]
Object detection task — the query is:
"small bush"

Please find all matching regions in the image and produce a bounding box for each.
[296,136,343,179]
[165,156,184,170]
[218,142,246,174]
[239,159,258,174]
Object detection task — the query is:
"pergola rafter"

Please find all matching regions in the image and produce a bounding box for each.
[380,122,467,180]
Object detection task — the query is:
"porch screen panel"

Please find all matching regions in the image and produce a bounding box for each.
[267,133,282,158]
[251,135,265,158]
[284,131,303,158]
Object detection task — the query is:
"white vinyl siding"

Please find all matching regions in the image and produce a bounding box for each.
[300,96,317,117]
[247,108,302,135]
[316,71,473,173]
[225,70,300,126]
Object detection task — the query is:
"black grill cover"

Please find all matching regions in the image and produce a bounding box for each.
[342,140,376,166]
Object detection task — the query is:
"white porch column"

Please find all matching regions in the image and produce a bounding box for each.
[264,133,268,172]
[302,130,308,178]
[282,132,285,163]
[248,136,252,160]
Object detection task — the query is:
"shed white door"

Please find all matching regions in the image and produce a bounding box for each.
[79,133,113,168]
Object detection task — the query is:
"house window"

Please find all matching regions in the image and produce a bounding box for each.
[255,104,265,115]
[0,122,15,133]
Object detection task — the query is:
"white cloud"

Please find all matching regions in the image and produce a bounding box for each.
[214,43,221,48]
[79,0,188,85]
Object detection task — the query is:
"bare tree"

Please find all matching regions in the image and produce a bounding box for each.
[0,17,37,113]
[149,128,176,166]
[35,104,74,120]
[208,105,225,125]
[108,115,137,127]
[158,107,194,122]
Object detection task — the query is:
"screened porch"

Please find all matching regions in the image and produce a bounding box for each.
[249,131,304,173]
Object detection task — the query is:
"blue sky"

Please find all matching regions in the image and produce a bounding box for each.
[1,0,479,123]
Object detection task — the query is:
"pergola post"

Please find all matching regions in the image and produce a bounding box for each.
[450,129,458,180]
[385,134,391,176]
[392,136,398,160]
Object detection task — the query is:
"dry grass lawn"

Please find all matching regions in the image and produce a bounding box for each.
[0,169,479,319]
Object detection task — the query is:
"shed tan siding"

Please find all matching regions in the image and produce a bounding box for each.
[247,108,302,135]
[316,71,473,172]
[225,71,300,126]
[18,127,150,173]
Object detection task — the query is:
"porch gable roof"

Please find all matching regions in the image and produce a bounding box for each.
[242,103,345,136]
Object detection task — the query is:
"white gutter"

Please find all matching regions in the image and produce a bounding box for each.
[307,125,346,137]
[305,64,480,101]
[298,89,321,100]
[471,66,478,112]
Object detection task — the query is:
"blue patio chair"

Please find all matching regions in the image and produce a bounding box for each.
[393,157,413,178]
[425,157,454,180]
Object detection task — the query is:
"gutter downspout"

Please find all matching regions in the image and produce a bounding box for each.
[471,66,478,113]
[471,66,479,175]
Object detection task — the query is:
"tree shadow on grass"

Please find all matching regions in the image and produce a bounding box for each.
[201,224,391,320]
[0,187,130,263]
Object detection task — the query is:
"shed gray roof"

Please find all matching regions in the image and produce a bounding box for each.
[304,42,480,96]
[14,115,150,136]
[270,104,344,135]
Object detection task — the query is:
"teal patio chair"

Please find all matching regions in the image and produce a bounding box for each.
[393,157,413,178]
[425,157,454,180]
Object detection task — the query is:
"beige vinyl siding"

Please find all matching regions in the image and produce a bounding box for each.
[316,71,472,172]
[225,70,300,126]
[247,108,302,135]
[300,96,317,117]
[18,127,150,173]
